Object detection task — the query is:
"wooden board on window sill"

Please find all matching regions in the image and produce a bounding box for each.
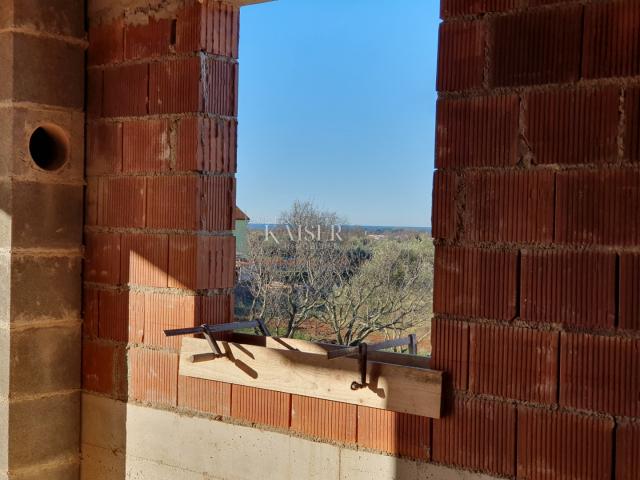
[179,337,443,418]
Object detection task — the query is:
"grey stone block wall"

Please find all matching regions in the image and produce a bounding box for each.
[0,2,85,478]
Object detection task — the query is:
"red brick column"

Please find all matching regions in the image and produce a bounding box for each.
[432,1,640,478]
[84,0,237,410]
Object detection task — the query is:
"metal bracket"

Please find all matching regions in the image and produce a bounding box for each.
[327,334,417,390]
[165,319,271,356]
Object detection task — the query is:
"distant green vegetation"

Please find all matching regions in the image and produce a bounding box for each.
[236,201,433,349]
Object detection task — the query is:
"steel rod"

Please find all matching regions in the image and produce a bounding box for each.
[164,320,265,337]
[327,335,415,360]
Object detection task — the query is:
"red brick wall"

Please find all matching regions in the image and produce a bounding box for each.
[433,0,640,478]
[82,0,640,475]
[83,0,238,407]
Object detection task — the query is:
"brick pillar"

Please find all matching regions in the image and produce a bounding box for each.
[83,0,237,418]
[432,1,640,479]
[0,1,85,478]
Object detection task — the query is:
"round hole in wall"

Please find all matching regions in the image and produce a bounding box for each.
[28,124,69,171]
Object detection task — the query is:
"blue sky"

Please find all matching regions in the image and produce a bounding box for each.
[236,0,440,227]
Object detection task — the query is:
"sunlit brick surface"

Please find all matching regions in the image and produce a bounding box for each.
[431,0,640,476]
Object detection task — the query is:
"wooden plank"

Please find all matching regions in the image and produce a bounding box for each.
[179,337,442,418]
[229,333,432,370]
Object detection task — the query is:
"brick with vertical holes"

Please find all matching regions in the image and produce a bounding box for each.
[176,117,206,172]
[114,344,128,400]
[230,4,240,59]
[207,1,238,58]
[87,69,103,118]
[142,293,198,349]
[436,95,519,168]
[201,176,235,231]
[88,18,124,66]
[357,406,430,460]
[146,176,199,230]
[175,117,237,173]
[432,397,516,477]
[230,385,290,429]
[209,236,235,288]
[583,0,640,79]
[168,235,210,290]
[99,177,146,228]
[436,20,485,92]
[560,333,640,417]
[521,250,616,328]
[120,234,168,288]
[617,420,640,480]
[129,348,178,406]
[430,318,469,391]
[433,246,518,321]
[526,87,620,165]
[198,295,233,325]
[291,396,356,445]
[122,119,170,173]
[465,169,555,243]
[84,232,121,285]
[491,5,583,87]
[83,287,99,338]
[206,0,240,58]
[124,17,172,60]
[103,63,148,117]
[620,254,640,332]
[128,291,145,343]
[98,290,128,342]
[205,58,238,116]
[528,0,573,4]
[626,88,640,162]
[82,339,116,395]
[175,0,207,53]
[178,376,231,416]
[517,406,613,480]
[469,323,558,404]
[87,122,122,175]
[556,169,640,247]
[431,170,458,240]
[85,178,99,226]
[149,57,203,114]
[208,118,237,173]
